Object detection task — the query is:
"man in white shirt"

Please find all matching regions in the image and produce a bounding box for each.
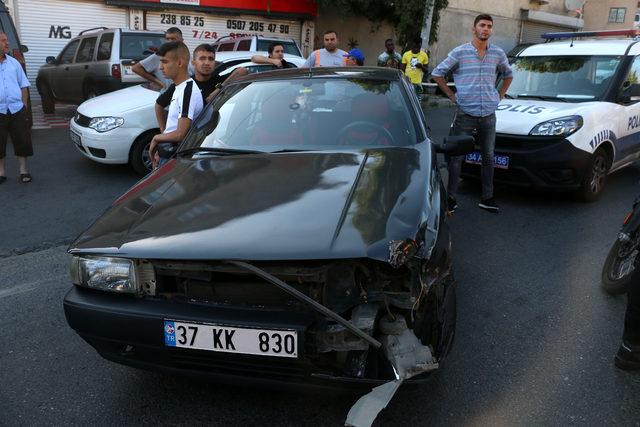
[148,42,203,169]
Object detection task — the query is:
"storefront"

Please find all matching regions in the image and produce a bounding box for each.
[4,0,316,90]
[520,10,584,44]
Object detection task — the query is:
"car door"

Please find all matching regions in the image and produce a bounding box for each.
[615,55,640,164]
[51,39,80,100]
[72,36,98,100]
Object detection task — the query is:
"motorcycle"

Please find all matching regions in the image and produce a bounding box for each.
[602,196,640,294]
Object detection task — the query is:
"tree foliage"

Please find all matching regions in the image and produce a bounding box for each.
[317,0,449,47]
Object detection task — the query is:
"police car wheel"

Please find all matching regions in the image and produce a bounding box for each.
[580,150,609,202]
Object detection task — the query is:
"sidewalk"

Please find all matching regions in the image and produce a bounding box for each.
[31,101,76,130]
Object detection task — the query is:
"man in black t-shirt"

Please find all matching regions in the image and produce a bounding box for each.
[250,42,296,69]
[155,43,220,132]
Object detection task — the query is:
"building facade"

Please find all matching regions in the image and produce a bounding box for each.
[433,0,584,65]
[2,0,317,89]
[582,0,638,30]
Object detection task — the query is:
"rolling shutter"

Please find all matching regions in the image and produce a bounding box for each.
[520,21,573,44]
[15,0,127,87]
[145,10,301,54]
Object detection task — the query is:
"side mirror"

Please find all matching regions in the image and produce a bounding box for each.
[621,83,640,103]
[433,135,475,156]
[20,45,28,53]
[45,56,57,65]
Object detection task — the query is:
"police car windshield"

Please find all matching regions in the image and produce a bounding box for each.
[507,55,621,102]
[185,78,420,152]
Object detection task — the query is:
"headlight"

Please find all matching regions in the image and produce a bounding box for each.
[88,117,124,133]
[530,115,583,137]
[69,256,155,295]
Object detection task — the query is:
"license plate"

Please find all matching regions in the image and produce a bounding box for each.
[164,320,298,358]
[122,65,134,76]
[70,130,82,148]
[465,151,510,169]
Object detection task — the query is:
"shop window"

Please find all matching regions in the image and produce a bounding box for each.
[609,7,626,23]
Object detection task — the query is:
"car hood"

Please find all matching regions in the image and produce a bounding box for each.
[70,147,434,262]
[496,99,600,135]
[77,84,157,116]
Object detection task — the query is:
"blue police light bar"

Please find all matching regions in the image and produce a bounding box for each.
[542,29,640,40]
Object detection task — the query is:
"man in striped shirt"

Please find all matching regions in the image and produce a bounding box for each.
[432,14,512,213]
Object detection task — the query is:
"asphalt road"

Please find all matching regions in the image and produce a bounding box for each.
[1,111,639,426]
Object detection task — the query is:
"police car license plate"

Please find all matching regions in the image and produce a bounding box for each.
[465,152,510,169]
[70,130,82,148]
[164,320,298,358]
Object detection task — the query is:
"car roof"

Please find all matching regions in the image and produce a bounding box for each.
[228,66,404,83]
[520,39,639,56]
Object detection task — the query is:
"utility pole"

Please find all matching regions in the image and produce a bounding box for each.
[420,0,435,51]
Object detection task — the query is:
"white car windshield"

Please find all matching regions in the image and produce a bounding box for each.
[506,55,621,102]
[185,78,420,152]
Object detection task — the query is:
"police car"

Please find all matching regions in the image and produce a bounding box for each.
[461,29,640,201]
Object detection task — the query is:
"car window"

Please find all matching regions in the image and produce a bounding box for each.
[237,40,251,50]
[59,39,80,64]
[97,33,114,61]
[120,33,166,60]
[621,56,640,92]
[507,55,621,101]
[76,37,97,63]
[186,78,419,152]
[217,42,235,52]
[257,40,300,56]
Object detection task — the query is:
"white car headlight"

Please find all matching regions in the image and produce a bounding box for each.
[530,115,583,137]
[69,256,155,294]
[88,117,124,133]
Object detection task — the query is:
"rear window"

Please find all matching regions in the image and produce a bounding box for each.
[257,40,300,56]
[120,33,165,60]
[97,33,114,61]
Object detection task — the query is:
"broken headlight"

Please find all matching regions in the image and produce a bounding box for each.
[69,256,152,294]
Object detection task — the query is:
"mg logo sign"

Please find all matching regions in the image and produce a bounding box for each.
[48,25,71,39]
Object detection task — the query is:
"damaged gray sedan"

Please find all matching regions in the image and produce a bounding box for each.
[63,67,472,423]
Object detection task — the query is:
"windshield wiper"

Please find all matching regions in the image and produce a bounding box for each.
[514,94,569,102]
[503,93,515,99]
[176,147,264,157]
[269,149,310,153]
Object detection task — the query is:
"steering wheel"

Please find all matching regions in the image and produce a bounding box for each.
[336,121,396,146]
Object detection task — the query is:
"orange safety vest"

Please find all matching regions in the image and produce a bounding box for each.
[314,49,348,67]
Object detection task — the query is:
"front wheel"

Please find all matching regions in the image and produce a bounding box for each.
[579,150,609,202]
[129,131,158,176]
[601,238,636,294]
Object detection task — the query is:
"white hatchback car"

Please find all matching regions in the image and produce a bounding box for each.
[69,51,305,175]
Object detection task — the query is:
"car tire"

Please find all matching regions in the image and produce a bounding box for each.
[130,131,159,176]
[417,274,457,362]
[39,81,55,114]
[601,238,636,295]
[579,148,610,202]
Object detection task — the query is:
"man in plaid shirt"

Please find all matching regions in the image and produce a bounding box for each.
[432,14,512,213]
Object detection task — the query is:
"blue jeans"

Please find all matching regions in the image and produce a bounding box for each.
[447,110,496,200]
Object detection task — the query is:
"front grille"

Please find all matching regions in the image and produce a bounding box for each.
[494,134,565,151]
[168,349,308,380]
[74,112,91,127]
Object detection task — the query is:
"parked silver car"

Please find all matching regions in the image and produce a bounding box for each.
[36,27,165,113]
